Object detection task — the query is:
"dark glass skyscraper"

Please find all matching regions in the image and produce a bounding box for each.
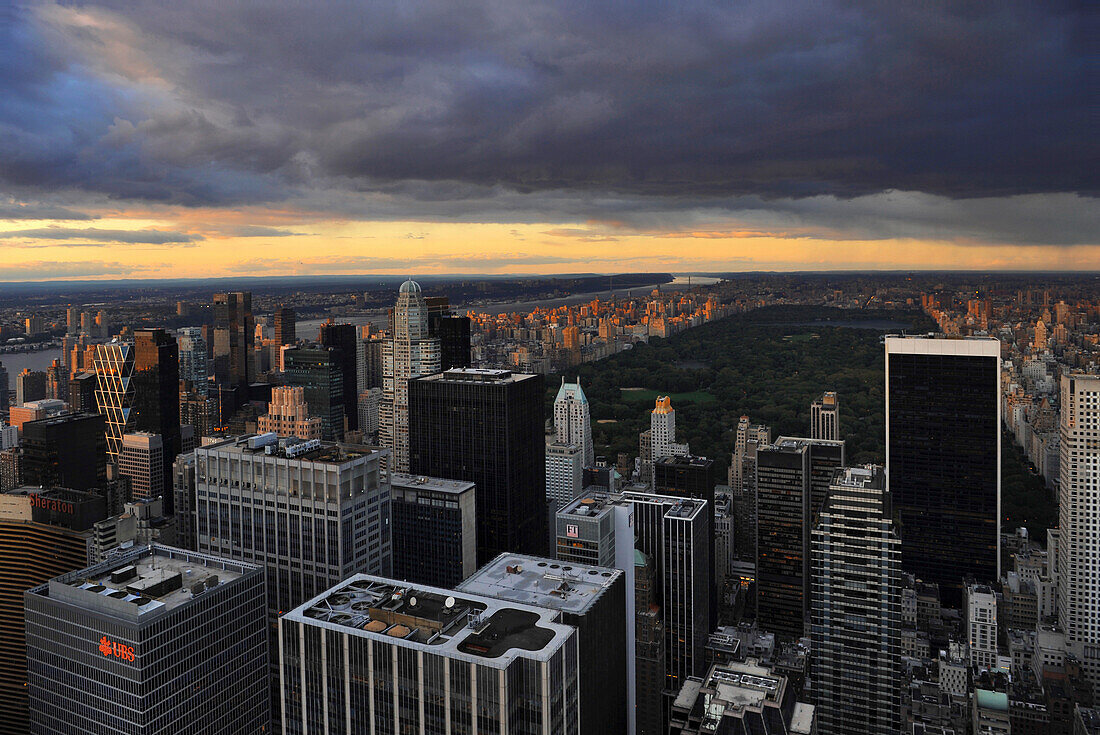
[424,296,472,370]
[319,321,359,431]
[19,413,107,491]
[132,329,181,510]
[213,291,254,390]
[273,305,296,345]
[409,368,546,563]
[390,472,477,588]
[885,336,1000,603]
[283,345,345,440]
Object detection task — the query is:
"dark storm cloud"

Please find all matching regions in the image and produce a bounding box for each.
[4,227,201,243]
[0,1,1092,237]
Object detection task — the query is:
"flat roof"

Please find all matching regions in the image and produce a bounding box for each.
[884,334,1000,357]
[283,574,575,667]
[457,554,621,615]
[196,435,384,465]
[390,472,475,495]
[33,545,258,622]
[418,368,538,384]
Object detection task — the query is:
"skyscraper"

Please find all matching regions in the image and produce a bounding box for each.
[132,328,181,504]
[273,305,296,345]
[256,385,322,439]
[425,295,472,370]
[279,573,580,734]
[118,432,165,503]
[885,335,1001,602]
[810,465,901,735]
[389,472,477,588]
[1057,373,1100,698]
[554,377,595,468]
[382,279,440,471]
[16,368,47,405]
[409,368,546,563]
[546,440,585,511]
[176,326,208,394]
[193,436,391,616]
[19,413,107,491]
[728,415,770,489]
[24,544,270,734]
[283,344,345,440]
[213,291,254,390]
[0,487,107,735]
[319,321,359,431]
[810,390,839,441]
[459,553,628,735]
[93,342,134,462]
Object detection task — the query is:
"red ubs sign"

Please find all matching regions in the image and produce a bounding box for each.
[98,636,135,661]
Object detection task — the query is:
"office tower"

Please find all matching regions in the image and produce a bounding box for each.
[193,436,390,616]
[94,341,134,462]
[273,305,295,345]
[382,279,441,471]
[68,370,97,412]
[714,487,733,589]
[279,574,580,735]
[176,326,208,394]
[668,660,815,735]
[19,413,107,491]
[389,473,476,588]
[728,415,770,489]
[172,452,196,549]
[132,329,181,504]
[256,385,322,439]
[546,440,584,511]
[810,465,901,735]
[634,551,666,735]
[16,368,47,404]
[885,335,1001,602]
[655,454,718,617]
[967,583,999,670]
[623,490,711,722]
[810,390,840,441]
[357,387,383,439]
[213,291,254,389]
[66,305,80,334]
[1058,374,1100,698]
[0,421,16,451]
[0,360,7,412]
[554,377,595,468]
[117,432,165,503]
[0,487,107,735]
[319,321,359,431]
[425,295,472,370]
[409,368,546,563]
[460,553,628,735]
[25,544,270,734]
[283,345,345,440]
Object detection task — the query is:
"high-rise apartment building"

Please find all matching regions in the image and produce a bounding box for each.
[193,435,391,616]
[650,395,689,463]
[554,378,595,468]
[273,305,296,345]
[283,345,345,440]
[319,321,359,431]
[256,386,322,439]
[728,415,770,489]
[810,390,839,441]
[459,553,628,735]
[0,360,8,412]
[382,279,441,471]
[967,583,999,670]
[357,387,383,439]
[409,368,546,563]
[24,544,270,734]
[213,291,254,390]
[19,412,107,491]
[16,368,47,405]
[357,334,384,391]
[886,335,1001,602]
[68,370,97,412]
[390,472,477,588]
[1057,373,1100,698]
[279,573,580,734]
[0,487,107,735]
[810,465,901,735]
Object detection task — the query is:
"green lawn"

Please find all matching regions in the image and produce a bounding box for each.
[620,388,717,404]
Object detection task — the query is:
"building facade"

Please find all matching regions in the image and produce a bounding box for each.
[554,378,595,468]
[810,390,840,441]
[390,472,477,588]
[24,544,270,734]
[256,386,323,440]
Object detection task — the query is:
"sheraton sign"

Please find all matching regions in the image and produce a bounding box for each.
[28,493,75,515]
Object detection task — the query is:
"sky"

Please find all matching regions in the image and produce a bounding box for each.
[0,1,1094,281]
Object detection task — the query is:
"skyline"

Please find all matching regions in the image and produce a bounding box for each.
[0,1,1094,281]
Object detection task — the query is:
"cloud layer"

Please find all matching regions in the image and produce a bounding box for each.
[0,0,1093,256]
